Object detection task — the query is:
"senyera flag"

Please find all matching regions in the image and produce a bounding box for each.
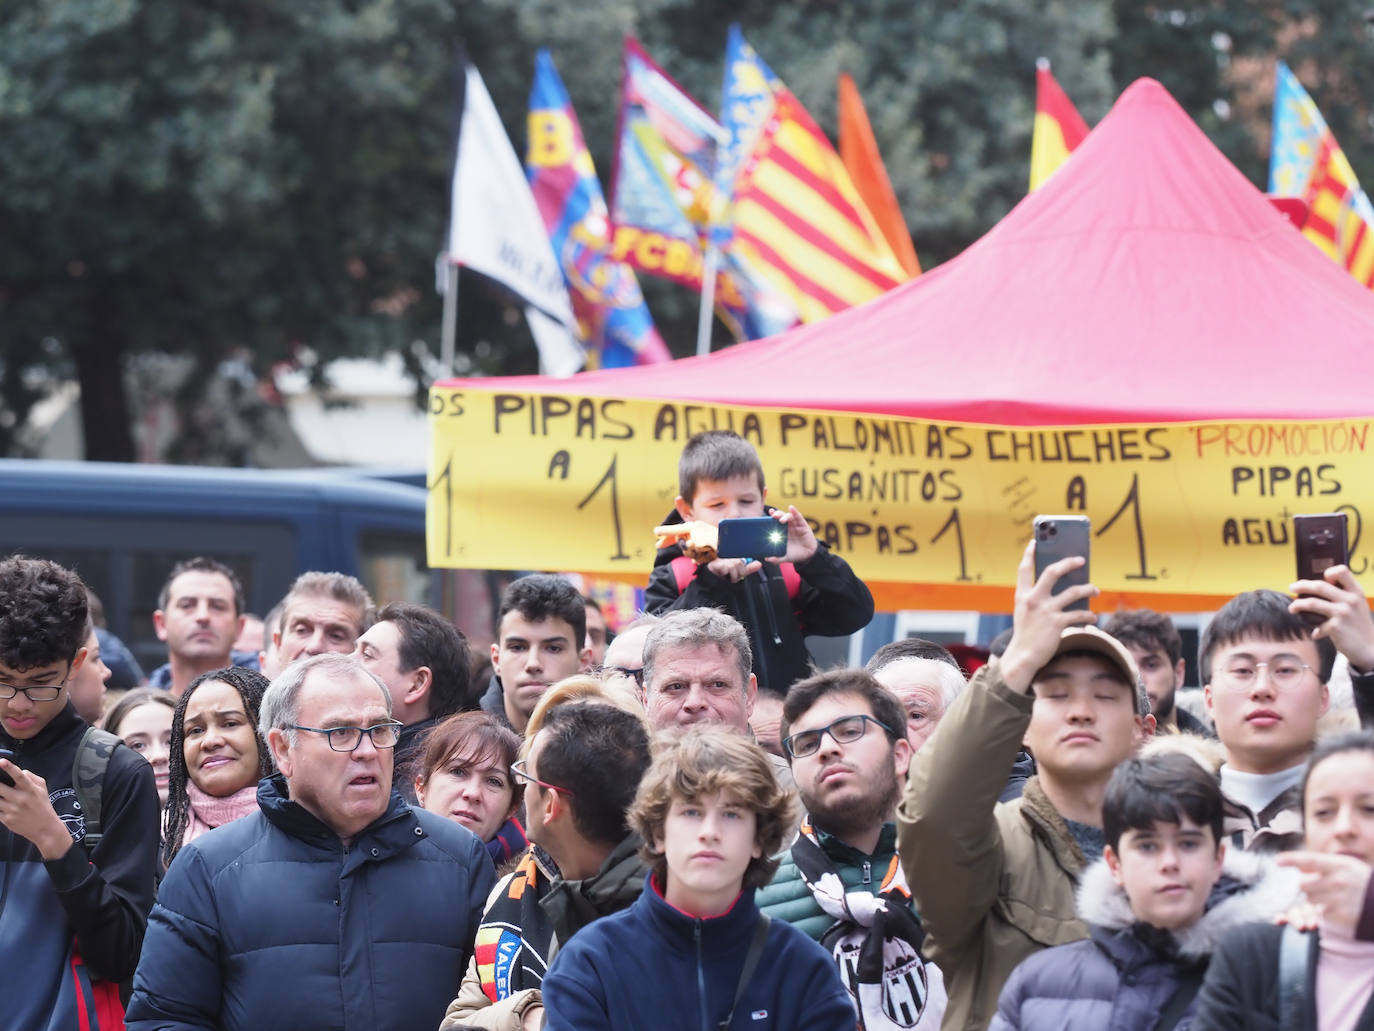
[448,61,583,376]
[1029,58,1089,191]
[1270,61,1374,290]
[712,26,909,325]
[609,37,796,341]
[527,51,669,369]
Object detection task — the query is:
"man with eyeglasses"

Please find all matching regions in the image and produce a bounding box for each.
[0,556,160,1031]
[757,668,948,1029]
[597,613,658,703]
[1200,579,1374,853]
[127,653,495,1031]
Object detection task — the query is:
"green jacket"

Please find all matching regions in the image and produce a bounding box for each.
[756,824,901,940]
[897,664,1089,1031]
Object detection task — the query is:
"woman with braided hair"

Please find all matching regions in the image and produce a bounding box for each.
[161,666,274,870]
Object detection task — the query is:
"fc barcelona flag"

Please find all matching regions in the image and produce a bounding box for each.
[527,51,669,368]
[609,37,796,340]
[711,27,909,325]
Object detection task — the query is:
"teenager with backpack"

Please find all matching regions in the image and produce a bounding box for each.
[0,556,161,1031]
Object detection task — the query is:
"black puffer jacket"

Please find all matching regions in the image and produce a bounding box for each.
[990,848,1296,1031]
[645,507,874,693]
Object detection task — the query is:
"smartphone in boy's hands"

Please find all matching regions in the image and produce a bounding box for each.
[0,748,16,788]
[716,517,788,560]
[1033,515,1091,611]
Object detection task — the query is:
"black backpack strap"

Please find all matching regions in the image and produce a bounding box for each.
[1150,968,1205,1031]
[1279,923,1314,1031]
[717,914,771,1031]
[71,727,119,853]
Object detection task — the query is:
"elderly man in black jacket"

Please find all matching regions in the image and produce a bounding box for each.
[126,653,495,1031]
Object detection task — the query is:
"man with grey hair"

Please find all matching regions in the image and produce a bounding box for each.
[642,608,795,791]
[866,637,968,753]
[642,608,757,734]
[127,653,494,1031]
[272,571,375,667]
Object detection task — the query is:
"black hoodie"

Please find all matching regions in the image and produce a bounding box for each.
[1,702,159,1029]
[645,507,875,693]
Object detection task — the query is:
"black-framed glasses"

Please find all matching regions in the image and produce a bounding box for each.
[598,664,645,688]
[783,714,897,759]
[510,758,574,797]
[287,721,403,752]
[0,672,70,702]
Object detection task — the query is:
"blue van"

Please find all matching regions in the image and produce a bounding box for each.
[0,459,437,672]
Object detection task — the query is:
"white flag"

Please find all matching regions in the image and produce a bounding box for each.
[449,64,583,377]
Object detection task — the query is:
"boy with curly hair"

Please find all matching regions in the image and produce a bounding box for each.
[540,727,854,1030]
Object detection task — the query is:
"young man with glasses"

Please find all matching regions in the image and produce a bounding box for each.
[1200,579,1374,853]
[0,556,160,1031]
[127,653,495,1031]
[898,543,1153,1031]
[757,667,949,1029]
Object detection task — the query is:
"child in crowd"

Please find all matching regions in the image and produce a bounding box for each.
[539,727,855,1031]
[646,430,874,694]
[991,752,1293,1031]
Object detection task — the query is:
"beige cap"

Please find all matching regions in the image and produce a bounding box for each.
[1052,625,1148,716]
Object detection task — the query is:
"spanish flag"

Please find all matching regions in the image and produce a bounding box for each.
[1029,59,1089,192]
[837,73,921,277]
[1270,62,1374,290]
[714,28,908,325]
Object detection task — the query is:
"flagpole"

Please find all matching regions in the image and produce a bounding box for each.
[695,244,719,357]
[440,259,459,378]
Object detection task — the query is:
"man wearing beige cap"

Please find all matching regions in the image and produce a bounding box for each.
[897,542,1155,1031]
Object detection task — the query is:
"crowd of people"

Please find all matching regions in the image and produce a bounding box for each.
[1,429,1373,1031]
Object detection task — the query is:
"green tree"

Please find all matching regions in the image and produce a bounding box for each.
[0,0,477,460]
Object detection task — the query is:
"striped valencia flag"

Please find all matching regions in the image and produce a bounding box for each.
[1270,62,1374,290]
[837,73,921,276]
[1029,59,1089,192]
[715,28,908,324]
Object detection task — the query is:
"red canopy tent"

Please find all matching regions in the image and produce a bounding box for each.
[431,80,1374,611]
[463,78,1374,421]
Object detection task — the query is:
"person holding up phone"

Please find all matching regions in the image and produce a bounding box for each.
[646,430,875,695]
[897,536,1156,1031]
[1288,562,1374,732]
[1199,563,1374,855]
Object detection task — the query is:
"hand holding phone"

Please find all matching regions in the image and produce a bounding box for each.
[1294,513,1350,628]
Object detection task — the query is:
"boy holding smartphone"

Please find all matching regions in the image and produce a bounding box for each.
[646,430,874,694]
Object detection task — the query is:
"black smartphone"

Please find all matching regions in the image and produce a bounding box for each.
[0,747,15,788]
[1294,512,1350,626]
[716,517,788,560]
[1033,515,1092,611]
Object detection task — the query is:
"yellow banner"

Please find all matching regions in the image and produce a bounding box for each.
[428,387,1374,611]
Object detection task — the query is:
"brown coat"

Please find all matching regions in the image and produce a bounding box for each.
[898,664,1090,1031]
